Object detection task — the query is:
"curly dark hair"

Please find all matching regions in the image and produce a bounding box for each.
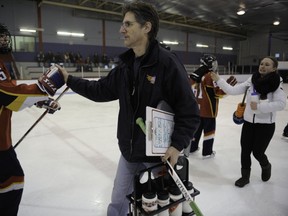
[0,23,12,54]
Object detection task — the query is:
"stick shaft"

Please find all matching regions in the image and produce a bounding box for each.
[136,117,146,134]
[241,87,249,105]
[14,86,69,149]
[166,161,204,216]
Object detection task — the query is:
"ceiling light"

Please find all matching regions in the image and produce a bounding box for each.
[273,20,280,26]
[162,40,179,45]
[20,28,36,33]
[237,9,245,15]
[223,46,233,50]
[57,31,85,37]
[71,33,85,37]
[196,43,209,48]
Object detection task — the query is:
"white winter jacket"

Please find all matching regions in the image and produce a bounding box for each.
[216,76,286,124]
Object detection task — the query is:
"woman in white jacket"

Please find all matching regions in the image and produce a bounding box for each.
[211,56,286,187]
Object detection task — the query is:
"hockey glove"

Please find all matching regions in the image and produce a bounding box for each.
[233,103,246,124]
[226,75,237,86]
[190,65,209,83]
[37,65,65,96]
[35,98,61,114]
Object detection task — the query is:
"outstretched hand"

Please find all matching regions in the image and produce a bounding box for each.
[55,64,69,83]
[37,65,65,96]
[162,146,180,167]
[210,72,220,82]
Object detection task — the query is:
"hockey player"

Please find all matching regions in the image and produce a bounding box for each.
[189,54,237,158]
[0,23,64,216]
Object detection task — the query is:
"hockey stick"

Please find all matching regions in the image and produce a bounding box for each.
[136,117,204,216]
[233,87,248,125]
[136,117,146,134]
[166,160,203,216]
[14,86,70,149]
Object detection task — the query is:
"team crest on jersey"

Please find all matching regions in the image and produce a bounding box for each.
[146,74,156,84]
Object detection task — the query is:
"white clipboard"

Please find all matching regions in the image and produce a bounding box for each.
[145,106,175,156]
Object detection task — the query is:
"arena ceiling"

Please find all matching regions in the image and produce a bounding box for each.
[37,0,288,41]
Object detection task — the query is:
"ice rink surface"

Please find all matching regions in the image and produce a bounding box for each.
[13,82,288,216]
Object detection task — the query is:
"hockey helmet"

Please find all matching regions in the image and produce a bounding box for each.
[0,23,12,54]
[200,54,218,71]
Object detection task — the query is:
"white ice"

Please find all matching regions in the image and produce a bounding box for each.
[13,83,288,216]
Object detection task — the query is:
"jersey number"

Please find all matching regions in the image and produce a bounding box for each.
[0,70,7,81]
[193,83,203,99]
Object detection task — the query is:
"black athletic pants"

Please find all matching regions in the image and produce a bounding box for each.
[0,147,24,216]
[190,117,216,156]
[240,121,275,169]
[0,189,23,216]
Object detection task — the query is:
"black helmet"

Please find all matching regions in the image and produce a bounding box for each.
[200,54,218,71]
[0,23,12,54]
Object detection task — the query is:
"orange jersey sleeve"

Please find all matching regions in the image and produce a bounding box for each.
[0,61,48,150]
[0,62,47,111]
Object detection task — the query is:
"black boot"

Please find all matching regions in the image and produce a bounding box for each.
[261,163,271,182]
[235,168,250,188]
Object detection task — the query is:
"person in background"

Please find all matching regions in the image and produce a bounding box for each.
[63,52,71,67]
[101,53,109,68]
[0,23,64,216]
[36,51,45,67]
[211,56,286,187]
[188,54,237,158]
[92,52,99,67]
[57,1,200,215]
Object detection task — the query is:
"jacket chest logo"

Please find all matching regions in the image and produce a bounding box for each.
[146,74,156,84]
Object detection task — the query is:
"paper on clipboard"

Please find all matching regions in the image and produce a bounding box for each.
[146,106,175,156]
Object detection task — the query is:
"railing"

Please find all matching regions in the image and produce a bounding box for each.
[15,62,286,81]
[27,66,111,79]
[184,64,259,75]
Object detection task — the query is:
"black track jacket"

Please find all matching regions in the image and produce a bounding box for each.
[66,40,200,162]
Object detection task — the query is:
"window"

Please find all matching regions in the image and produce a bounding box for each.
[12,36,35,52]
